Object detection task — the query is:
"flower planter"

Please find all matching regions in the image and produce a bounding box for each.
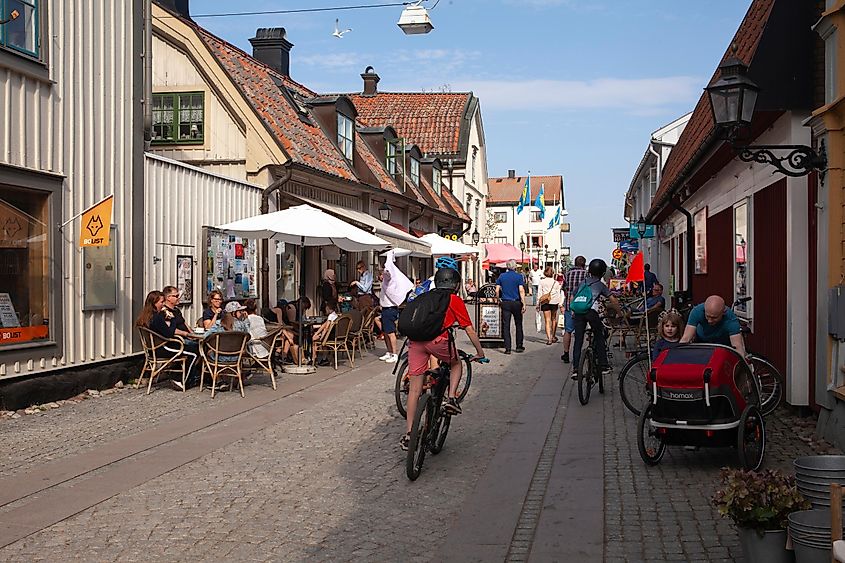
[738,528,794,563]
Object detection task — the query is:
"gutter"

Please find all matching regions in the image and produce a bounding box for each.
[143,0,152,149]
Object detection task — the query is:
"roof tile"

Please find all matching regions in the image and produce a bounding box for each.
[487,175,564,207]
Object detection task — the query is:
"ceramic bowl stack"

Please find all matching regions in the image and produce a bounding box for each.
[788,509,839,563]
[794,455,845,509]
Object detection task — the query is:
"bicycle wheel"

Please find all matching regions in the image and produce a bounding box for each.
[748,355,783,416]
[430,412,451,455]
[619,352,650,417]
[637,404,666,465]
[394,358,410,418]
[455,356,472,403]
[577,347,593,405]
[406,393,431,481]
[597,350,606,395]
[737,405,765,471]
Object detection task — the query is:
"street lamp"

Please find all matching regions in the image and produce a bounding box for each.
[705,55,826,178]
[519,237,525,265]
[471,229,480,246]
[378,200,391,222]
[397,2,434,35]
[635,215,648,239]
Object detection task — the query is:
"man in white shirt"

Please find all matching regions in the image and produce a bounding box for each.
[378,250,413,363]
[530,265,543,306]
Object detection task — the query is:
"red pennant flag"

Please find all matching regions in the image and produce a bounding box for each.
[626,251,645,283]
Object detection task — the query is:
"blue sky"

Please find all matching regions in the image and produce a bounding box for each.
[189,0,753,260]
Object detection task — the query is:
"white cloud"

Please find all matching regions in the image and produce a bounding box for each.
[450,76,702,111]
[297,52,364,69]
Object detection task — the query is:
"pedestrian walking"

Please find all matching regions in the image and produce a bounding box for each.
[378,250,414,363]
[530,264,542,306]
[496,259,526,355]
[560,255,587,363]
[537,266,561,345]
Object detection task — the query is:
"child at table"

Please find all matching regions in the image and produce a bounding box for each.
[652,309,683,362]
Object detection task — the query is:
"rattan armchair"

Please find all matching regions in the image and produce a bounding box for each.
[199,331,250,398]
[137,327,188,394]
[246,327,284,390]
[313,316,353,370]
[361,308,378,349]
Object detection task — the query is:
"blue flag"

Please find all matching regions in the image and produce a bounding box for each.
[516,176,530,214]
[533,184,545,220]
[547,205,561,230]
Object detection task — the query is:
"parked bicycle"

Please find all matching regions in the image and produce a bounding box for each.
[577,324,612,406]
[394,339,472,418]
[406,349,487,481]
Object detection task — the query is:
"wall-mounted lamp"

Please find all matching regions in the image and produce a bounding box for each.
[378,200,391,222]
[0,9,19,25]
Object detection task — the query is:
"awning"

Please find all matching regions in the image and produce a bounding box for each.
[420,233,479,255]
[291,195,432,256]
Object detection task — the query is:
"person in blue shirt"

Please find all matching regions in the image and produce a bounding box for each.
[350,261,374,310]
[680,295,747,356]
[643,263,659,294]
[496,259,526,354]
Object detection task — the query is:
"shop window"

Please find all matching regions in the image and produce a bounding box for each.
[1,0,39,58]
[152,92,204,144]
[494,212,507,223]
[734,199,751,317]
[337,112,354,160]
[0,186,50,347]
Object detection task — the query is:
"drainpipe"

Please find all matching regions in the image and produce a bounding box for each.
[259,164,293,305]
[668,196,694,304]
[646,142,661,271]
[143,0,152,150]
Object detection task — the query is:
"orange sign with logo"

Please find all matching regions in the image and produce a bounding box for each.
[80,196,113,247]
[0,325,49,344]
[612,248,624,260]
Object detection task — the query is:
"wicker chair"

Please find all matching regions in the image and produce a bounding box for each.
[313,316,353,370]
[634,305,664,348]
[345,311,367,362]
[199,331,250,398]
[604,306,637,349]
[361,308,378,349]
[246,327,285,390]
[137,327,188,394]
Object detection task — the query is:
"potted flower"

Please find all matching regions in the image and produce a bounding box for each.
[712,468,811,563]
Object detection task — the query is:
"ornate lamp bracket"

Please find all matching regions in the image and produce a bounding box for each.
[734,140,827,181]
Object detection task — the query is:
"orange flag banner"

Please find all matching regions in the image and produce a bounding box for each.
[79,195,113,247]
[626,251,644,283]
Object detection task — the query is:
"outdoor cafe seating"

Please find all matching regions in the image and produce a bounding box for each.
[199,331,251,398]
[137,327,189,394]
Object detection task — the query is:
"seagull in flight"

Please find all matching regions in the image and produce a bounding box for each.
[333,18,352,38]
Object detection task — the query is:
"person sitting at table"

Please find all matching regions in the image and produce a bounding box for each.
[223,301,251,332]
[311,303,340,366]
[631,283,666,315]
[464,278,477,298]
[285,296,311,324]
[203,309,246,367]
[200,290,224,330]
[244,299,299,363]
[135,290,164,329]
[320,269,338,315]
[148,286,200,390]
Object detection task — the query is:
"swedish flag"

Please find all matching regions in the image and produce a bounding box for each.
[547,205,561,230]
[516,176,530,214]
[534,184,545,220]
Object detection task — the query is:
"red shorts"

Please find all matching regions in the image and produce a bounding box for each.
[407,335,457,376]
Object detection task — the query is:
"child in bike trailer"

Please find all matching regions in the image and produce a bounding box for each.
[570,258,621,380]
[400,266,486,451]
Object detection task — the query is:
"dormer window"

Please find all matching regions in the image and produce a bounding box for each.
[386,139,399,176]
[433,167,442,196]
[410,157,420,187]
[337,112,354,160]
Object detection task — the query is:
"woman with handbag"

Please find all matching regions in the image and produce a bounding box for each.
[536,266,562,345]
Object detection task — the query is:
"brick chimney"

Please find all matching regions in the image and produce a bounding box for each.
[361,66,380,96]
[249,28,294,77]
[156,0,190,18]
[508,169,515,179]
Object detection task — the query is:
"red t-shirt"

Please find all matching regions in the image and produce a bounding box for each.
[442,294,472,330]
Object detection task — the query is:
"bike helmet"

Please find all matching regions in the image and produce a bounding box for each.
[435,256,460,271]
[588,258,607,278]
[434,267,461,291]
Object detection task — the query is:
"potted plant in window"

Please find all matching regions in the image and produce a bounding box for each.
[712,468,811,563]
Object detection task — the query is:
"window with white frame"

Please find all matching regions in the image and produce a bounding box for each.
[649,165,658,201]
[530,210,542,222]
[410,157,420,186]
[433,167,441,195]
[493,212,507,223]
[734,199,751,317]
[337,112,354,160]
[1,0,39,58]
[386,139,399,176]
[471,146,478,184]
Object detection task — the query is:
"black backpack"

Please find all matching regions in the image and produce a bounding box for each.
[398,288,453,342]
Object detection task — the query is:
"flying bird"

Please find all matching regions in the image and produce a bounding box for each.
[332,18,352,38]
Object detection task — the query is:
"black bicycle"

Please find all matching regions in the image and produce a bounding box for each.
[394,339,472,419]
[618,350,650,416]
[577,325,611,405]
[406,349,487,481]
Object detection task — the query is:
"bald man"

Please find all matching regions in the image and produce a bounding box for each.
[680,295,746,357]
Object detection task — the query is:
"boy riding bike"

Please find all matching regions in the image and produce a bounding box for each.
[399,266,486,451]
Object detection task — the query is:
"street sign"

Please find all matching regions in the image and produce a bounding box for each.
[619,239,639,253]
[612,248,623,260]
[629,224,656,239]
[612,228,630,243]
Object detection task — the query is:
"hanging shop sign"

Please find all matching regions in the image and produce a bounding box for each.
[79,196,114,247]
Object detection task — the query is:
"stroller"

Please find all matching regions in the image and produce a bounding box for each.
[636,344,765,470]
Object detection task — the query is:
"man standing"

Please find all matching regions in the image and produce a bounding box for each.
[350,260,374,310]
[560,255,587,363]
[496,259,526,354]
[643,263,659,295]
[530,264,542,305]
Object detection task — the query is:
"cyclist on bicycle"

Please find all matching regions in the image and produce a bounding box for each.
[400,266,486,451]
[571,258,620,380]
[680,294,747,357]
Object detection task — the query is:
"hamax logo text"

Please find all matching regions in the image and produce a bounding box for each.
[666,391,696,400]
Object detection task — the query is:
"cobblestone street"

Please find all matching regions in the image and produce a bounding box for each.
[0,336,830,562]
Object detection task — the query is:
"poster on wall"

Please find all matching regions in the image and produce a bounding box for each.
[479,304,502,339]
[694,207,708,274]
[202,227,258,303]
[176,255,193,305]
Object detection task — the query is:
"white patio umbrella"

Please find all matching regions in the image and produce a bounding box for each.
[420,233,479,255]
[217,204,388,370]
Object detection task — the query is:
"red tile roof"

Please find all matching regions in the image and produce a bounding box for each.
[441,188,471,222]
[649,0,775,217]
[347,93,472,156]
[487,175,564,206]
